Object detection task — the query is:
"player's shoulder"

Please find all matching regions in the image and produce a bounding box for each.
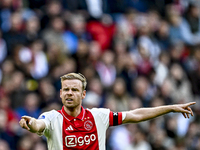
[87,107,110,115]
[87,107,110,127]
[38,109,61,120]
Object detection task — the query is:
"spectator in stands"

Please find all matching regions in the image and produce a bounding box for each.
[155,20,171,51]
[106,77,131,111]
[0,139,10,150]
[42,16,68,54]
[25,16,41,43]
[63,13,89,54]
[168,63,193,103]
[40,0,63,30]
[96,50,116,88]
[0,110,14,150]
[16,93,41,119]
[3,11,27,55]
[167,4,200,46]
[0,29,7,64]
[184,2,200,35]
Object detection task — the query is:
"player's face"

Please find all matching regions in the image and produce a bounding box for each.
[60,79,86,109]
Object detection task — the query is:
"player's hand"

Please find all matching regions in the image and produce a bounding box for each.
[173,102,196,118]
[19,116,34,131]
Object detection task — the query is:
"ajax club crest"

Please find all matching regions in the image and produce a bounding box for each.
[84,120,93,131]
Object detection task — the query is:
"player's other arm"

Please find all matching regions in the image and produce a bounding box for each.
[122,102,196,124]
[19,116,45,133]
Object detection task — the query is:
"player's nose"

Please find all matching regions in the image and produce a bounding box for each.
[67,89,73,95]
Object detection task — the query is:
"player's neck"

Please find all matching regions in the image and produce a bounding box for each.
[64,105,82,117]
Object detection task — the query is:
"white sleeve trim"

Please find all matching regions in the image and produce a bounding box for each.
[122,112,126,122]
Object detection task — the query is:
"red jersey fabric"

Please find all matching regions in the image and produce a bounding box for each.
[58,106,99,149]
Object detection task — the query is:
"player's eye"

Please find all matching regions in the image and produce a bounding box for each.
[72,88,78,91]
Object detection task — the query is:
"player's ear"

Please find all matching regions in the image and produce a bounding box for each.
[82,90,86,99]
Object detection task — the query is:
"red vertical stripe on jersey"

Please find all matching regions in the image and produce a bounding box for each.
[109,111,113,126]
[58,109,99,149]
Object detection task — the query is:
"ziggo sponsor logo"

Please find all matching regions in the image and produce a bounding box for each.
[65,134,96,147]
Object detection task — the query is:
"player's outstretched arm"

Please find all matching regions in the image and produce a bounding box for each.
[19,116,45,133]
[122,102,196,124]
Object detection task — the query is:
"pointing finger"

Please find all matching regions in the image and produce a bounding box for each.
[185,102,196,107]
[19,119,30,130]
[22,116,32,121]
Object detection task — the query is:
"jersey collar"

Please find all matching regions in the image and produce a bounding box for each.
[61,106,86,121]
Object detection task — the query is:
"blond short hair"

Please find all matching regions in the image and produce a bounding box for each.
[60,73,87,91]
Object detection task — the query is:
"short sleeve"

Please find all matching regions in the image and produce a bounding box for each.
[37,110,57,136]
[88,108,110,128]
[87,108,126,128]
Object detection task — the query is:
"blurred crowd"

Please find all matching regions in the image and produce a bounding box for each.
[1,0,200,149]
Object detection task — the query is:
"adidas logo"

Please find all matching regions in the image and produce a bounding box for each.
[66,125,74,131]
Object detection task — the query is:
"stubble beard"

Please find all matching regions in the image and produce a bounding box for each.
[63,99,82,111]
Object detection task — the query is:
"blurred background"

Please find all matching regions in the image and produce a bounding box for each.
[0,0,200,149]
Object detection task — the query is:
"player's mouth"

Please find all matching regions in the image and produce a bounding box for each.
[66,98,73,102]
